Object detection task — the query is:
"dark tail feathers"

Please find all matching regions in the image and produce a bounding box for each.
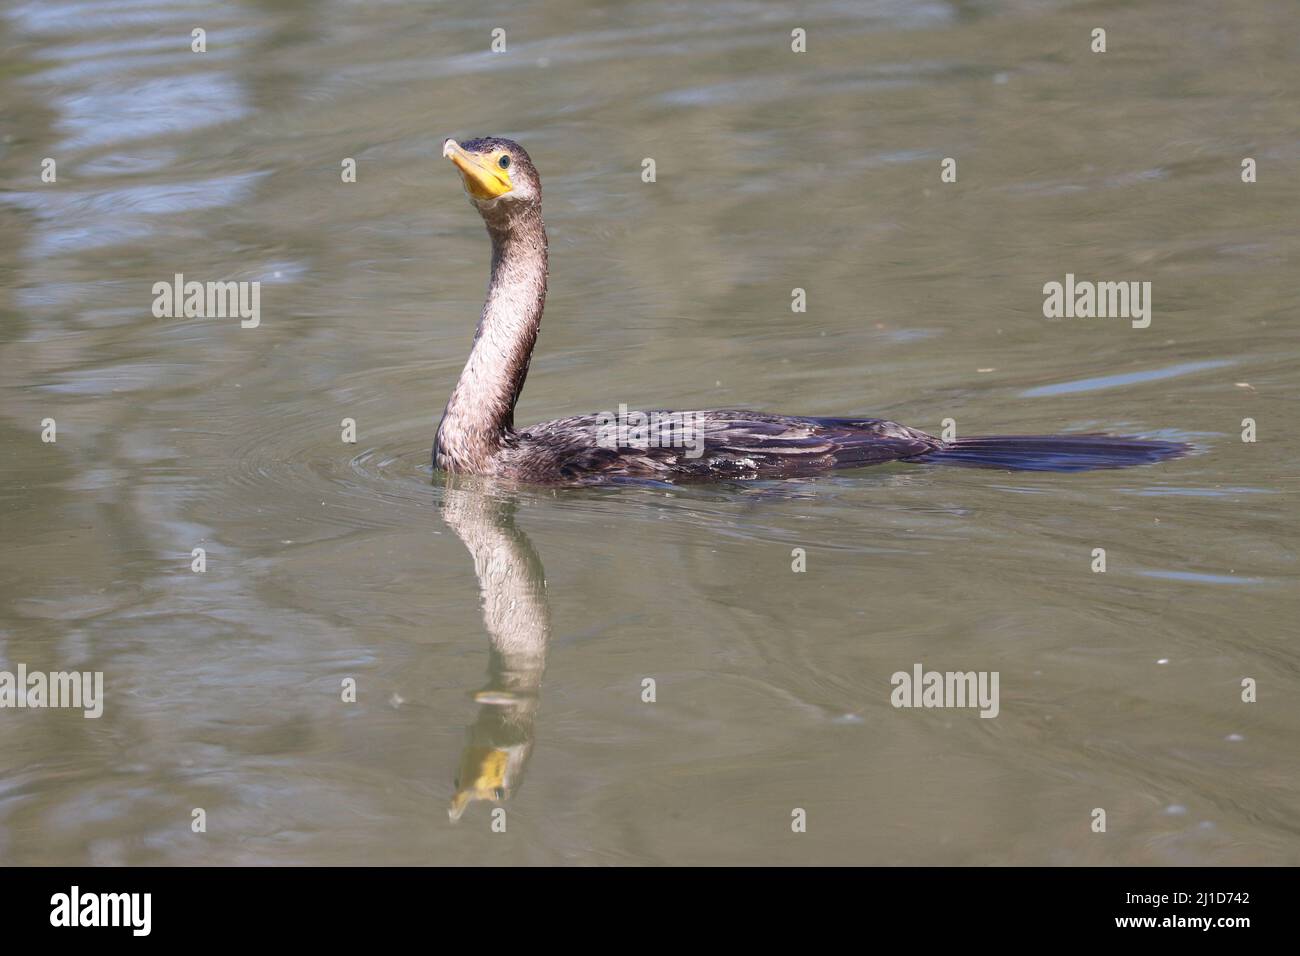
[918,434,1188,472]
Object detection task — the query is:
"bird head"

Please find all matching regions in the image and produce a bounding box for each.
[442,136,541,211]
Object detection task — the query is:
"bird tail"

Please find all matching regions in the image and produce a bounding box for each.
[916,434,1188,472]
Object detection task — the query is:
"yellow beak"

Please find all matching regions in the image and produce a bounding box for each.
[443,138,512,200]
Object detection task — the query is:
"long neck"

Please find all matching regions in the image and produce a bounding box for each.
[436,206,547,472]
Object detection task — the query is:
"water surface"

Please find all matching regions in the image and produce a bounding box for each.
[1,0,1298,864]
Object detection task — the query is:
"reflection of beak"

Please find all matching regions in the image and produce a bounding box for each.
[443,138,512,200]
[448,790,473,822]
[447,747,511,822]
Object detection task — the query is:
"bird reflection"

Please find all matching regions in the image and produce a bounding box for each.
[441,482,550,821]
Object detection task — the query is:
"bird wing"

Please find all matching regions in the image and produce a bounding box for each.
[510,411,941,481]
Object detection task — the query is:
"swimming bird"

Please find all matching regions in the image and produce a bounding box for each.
[436,136,1186,484]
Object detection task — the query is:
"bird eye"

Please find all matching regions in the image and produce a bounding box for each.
[497,155,511,170]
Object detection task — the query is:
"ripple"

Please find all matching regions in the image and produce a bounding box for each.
[1135,569,1269,586]
[53,73,250,151]
[1118,485,1275,498]
[212,408,438,537]
[1021,360,1234,398]
[1,172,266,257]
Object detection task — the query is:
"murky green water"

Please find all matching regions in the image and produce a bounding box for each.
[1,0,1297,865]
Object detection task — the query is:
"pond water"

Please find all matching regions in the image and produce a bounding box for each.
[1,0,1297,864]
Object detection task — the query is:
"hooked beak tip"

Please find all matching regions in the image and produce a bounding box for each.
[442,138,458,159]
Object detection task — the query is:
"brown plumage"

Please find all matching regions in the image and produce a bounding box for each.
[434,137,1187,485]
